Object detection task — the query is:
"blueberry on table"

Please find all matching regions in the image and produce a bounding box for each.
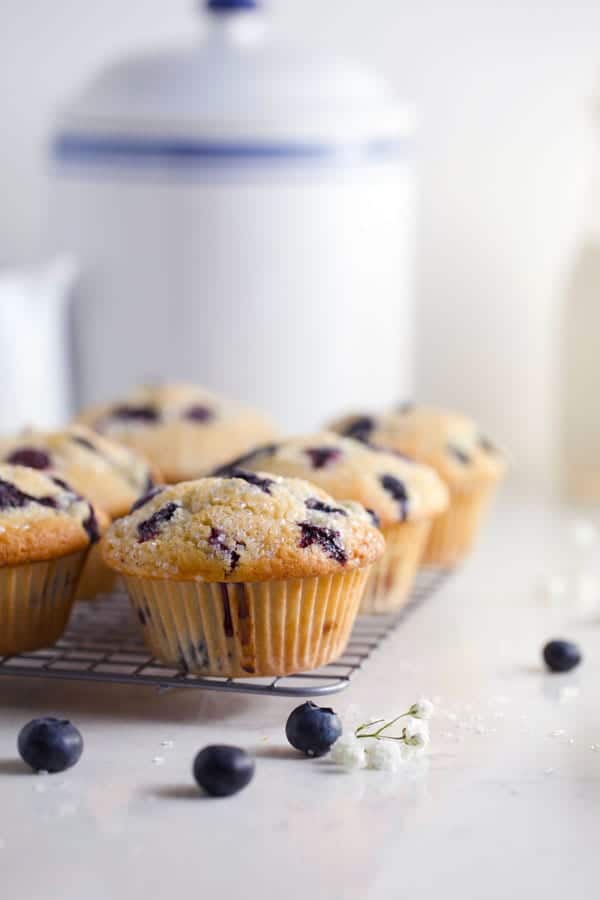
[17,718,83,773]
[193,745,255,797]
[543,639,582,673]
[285,701,342,757]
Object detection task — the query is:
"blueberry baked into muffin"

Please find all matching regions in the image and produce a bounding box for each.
[77,383,277,483]
[103,472,384,676]
[0,425,159,600]
[329,407,505,566]
[0,465,105,654]
[216,433,448,613]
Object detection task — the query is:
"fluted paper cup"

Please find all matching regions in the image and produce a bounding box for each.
[0,549,87,655]
[123,568,370,677]
[421,482,497,567]
[360,519,431,614]
[75,539,122,601]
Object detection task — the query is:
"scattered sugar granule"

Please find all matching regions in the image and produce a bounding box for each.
[160,740,174,749]
[152,756,165,766]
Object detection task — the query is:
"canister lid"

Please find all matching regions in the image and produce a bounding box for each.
[55,2,412,162]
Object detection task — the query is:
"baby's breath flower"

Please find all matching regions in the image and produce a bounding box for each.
[402,718,430,754]
[365,739,404,772]
[330,734,366,771]
[408,698,434,720]
[331,698,434,771]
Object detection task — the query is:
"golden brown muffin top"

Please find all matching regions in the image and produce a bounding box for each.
[77,383,277,483]
[216,432,448,528]
[0,464,104,566]
[328,406,505,492]
[0,425,156,519]
[102,471,384,582]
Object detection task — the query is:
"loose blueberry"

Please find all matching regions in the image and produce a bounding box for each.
[341,416,374,442]
[183,404,214,423]
[285,701,342,757]
[6,447,51,470]
[193,745,255,797]
[17,718,83,773]
[543,639,582,673]
[304,447,342,469]
[305,497,348,516]
[298,522,347,564]
[379,474,410,521]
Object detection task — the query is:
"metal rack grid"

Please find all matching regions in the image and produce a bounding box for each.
[0,568,448,698]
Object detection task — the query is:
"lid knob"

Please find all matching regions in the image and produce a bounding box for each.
[206,0,259,10]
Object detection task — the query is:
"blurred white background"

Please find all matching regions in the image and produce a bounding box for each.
[1,0,600,493]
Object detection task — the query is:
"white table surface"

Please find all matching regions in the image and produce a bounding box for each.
[1,492,597,900]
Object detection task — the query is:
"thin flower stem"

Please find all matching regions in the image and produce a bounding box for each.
[355,731,408,743]
[356,719,385,734]
[353,708,421,741]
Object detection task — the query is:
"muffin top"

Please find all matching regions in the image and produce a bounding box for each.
[77,383,277,483]
[0,464,104,566]
[102,471,384,582]
[0,425,156,520]
[329,406,505,490]
[216,433,449,528]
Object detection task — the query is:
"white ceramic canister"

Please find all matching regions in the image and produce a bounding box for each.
[49,0,415,430]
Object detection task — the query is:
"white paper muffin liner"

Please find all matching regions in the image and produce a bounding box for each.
[421,482,497,566]
[360,519,431,614]
[0,549,87,655]
[123,568,370,677]
[75,539,123,601]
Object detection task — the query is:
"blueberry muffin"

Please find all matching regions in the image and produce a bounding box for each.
[0,465,104,654]
[329,407,505,566]
[0,425,157,519]
[77,383,277,483]
[216,433,448,613]
[103,471,384,676]
[0,425,159,600]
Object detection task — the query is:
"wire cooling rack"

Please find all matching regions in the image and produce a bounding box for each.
[0,568,449,698]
